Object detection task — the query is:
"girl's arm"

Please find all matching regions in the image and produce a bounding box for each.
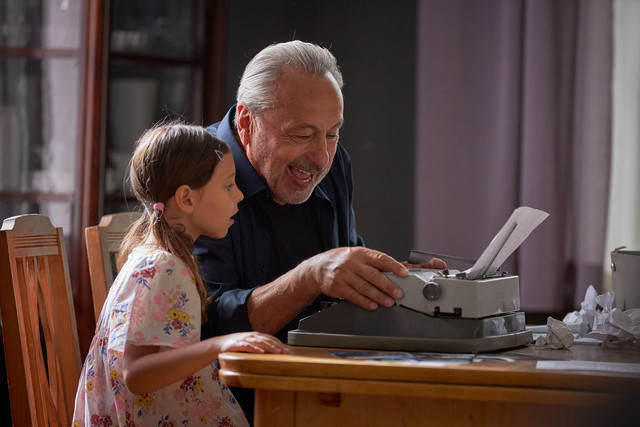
[122,332,288,394]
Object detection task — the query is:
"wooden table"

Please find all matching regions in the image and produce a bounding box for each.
[219,344,640,427]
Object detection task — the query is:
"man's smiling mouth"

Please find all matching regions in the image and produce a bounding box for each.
[289,165,314,184]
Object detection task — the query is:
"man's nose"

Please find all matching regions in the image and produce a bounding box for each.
[307,134,330,170]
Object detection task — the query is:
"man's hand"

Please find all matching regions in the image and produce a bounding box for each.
[247,247,409,334]
[402,257,447,270]
[301,247,408,310]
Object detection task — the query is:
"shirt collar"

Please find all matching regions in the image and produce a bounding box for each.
[217,106,269,200]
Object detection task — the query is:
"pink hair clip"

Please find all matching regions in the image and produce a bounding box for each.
[153,202,165,212]
[215,149,225,162]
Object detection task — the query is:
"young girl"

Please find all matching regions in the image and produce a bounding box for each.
[73,123,288,427]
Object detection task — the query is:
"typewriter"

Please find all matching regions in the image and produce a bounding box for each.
[288,207,548,353]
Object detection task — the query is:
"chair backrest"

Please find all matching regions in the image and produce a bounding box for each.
[85,211,140,320]
[0,214,82,426]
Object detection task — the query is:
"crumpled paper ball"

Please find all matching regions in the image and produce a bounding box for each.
[535,316,575,349]
[587,307,640,347]
[562,285,640,346]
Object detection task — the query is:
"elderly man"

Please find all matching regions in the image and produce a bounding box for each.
[194,40,444,422]
[195,40,444,340]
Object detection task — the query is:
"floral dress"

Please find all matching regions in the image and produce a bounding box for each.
[72,246,248,427]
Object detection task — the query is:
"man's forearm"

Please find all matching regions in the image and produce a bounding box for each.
[246,265,318,334]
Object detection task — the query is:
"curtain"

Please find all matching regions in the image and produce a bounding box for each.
[603,0,640,291]
[415,0,612,313]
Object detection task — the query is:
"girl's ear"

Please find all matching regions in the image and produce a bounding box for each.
[173,184,196,213]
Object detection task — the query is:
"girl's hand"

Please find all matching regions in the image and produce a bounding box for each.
[123,333,288,394]
[217,332,290,354]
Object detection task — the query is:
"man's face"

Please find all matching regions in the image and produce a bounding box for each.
[244,68,344,205]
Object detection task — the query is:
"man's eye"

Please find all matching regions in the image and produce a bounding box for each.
[296,135,313,140]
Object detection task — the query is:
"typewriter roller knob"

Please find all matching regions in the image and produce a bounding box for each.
[422,281,441,301]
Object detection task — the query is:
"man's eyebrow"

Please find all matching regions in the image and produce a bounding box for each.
[291,120,344,131]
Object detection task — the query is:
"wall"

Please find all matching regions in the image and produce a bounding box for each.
[222,0,417,260]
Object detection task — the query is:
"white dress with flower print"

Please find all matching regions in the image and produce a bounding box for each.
[72,246,248,427]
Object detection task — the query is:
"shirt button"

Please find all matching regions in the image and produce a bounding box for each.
[262,267,267,274]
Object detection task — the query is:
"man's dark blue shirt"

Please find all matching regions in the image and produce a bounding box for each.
[193,106,364,343]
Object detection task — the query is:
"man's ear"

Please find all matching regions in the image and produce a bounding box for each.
[236,104,254,148]
[173,184,196,213]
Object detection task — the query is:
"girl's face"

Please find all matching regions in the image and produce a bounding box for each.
[189,153,244,239]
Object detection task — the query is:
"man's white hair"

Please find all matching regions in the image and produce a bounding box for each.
[236,40,344,117]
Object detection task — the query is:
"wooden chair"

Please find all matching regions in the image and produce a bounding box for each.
[85,211,140,320]
[0,214,82,426]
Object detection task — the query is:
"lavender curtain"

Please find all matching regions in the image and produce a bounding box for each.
[415,0,612,313]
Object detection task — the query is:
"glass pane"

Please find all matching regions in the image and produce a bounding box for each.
[110,0,199,59]
[106,62,198,196]
[0,201,31,226]
[0,201,74,239]
[104,200,141,216]
[0,56,80,234]
[0,0,82,49]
